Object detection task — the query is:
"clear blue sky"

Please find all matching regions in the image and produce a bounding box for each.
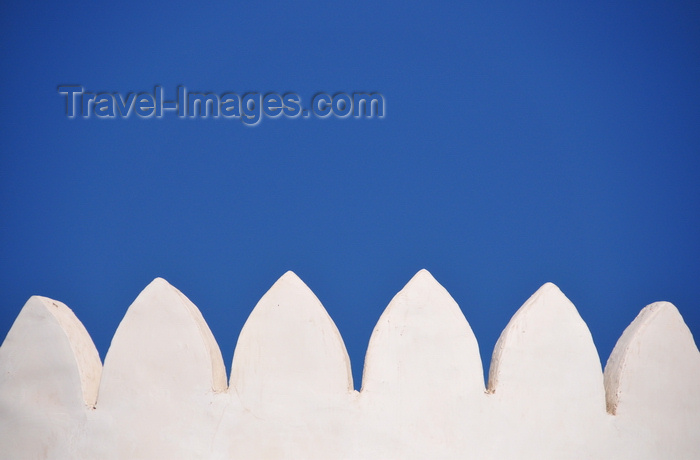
[1,1,698,388]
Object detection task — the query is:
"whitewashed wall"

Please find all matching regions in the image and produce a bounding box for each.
[1,270,698,459]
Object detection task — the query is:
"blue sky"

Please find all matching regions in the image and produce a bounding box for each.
[1,1,698,388]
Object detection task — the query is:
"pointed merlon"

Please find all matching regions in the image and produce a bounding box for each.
[362,269,484,397]
[604,301,700,416]
[230,271,353,408]
[98,278,227,406]
[487,283,605,412]
[0,296,102,459]
[0,296,101,408]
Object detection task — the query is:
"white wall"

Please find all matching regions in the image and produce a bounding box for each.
[1,270,698,459]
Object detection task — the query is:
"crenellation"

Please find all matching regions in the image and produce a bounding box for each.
[1,270,698,459]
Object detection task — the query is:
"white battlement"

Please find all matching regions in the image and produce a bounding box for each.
[1,270,698,459]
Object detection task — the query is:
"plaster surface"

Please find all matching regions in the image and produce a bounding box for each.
[1,271,698,459]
